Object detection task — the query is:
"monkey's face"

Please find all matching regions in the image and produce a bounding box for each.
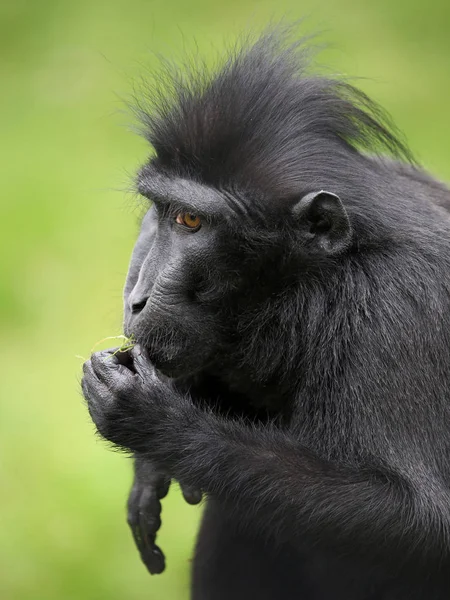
[123,166,352,380]
[123,201,247,379]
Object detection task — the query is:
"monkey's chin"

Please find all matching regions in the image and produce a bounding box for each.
[145,347,201,380]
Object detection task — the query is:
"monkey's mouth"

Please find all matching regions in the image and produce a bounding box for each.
[127,325,212,378]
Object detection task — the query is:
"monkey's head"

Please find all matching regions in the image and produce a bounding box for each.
[124,171,353,380]
[123,30,412,381]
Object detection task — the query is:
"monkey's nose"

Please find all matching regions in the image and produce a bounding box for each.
[130,296,149,314]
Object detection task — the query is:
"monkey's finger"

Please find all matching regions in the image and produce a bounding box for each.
[91,350,136,388]
[155,474,171,499]
[135,466,171,499]
[139,487,162,533]
[130,345,158,379]
[129,522,166,575]
[180,484,203,505]
[82,358,95,378]
[128,486,162,536]
[141,543,166,575]
[81,361,109,399]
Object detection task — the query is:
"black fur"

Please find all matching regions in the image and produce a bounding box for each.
[82,28,450,599]
[137,30,413,189]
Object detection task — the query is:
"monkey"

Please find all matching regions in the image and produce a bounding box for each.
[81,28,450,599]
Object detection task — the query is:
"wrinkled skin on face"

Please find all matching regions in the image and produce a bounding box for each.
[121,179,303,383]
[123,206,225,379]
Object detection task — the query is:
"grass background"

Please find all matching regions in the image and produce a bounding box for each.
[1,1,450,598]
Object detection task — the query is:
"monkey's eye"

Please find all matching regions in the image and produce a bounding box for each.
[175,212,202,231]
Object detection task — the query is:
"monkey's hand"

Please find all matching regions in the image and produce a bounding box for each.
[81,345,185,452]
[129,458,202,575]
[82,345,209,466]
[127,465,170,575]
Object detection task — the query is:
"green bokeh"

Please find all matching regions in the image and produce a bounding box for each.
[1,1,449,599]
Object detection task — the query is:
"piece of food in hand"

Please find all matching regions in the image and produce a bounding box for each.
[101,335,136,358]
[76,334,136,363]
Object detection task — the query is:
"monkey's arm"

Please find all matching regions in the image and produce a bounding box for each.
[82,347,450,577]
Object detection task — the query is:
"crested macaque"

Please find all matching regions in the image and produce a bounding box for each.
[82,29,450,599]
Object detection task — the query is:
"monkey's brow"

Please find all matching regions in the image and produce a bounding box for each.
[137,168,229,217]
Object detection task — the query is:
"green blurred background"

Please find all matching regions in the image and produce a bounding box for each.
[1,0,449,598]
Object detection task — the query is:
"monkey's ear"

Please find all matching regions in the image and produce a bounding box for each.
[292,190,352,255]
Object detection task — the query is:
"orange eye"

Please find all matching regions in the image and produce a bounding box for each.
[176,212,202,230]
